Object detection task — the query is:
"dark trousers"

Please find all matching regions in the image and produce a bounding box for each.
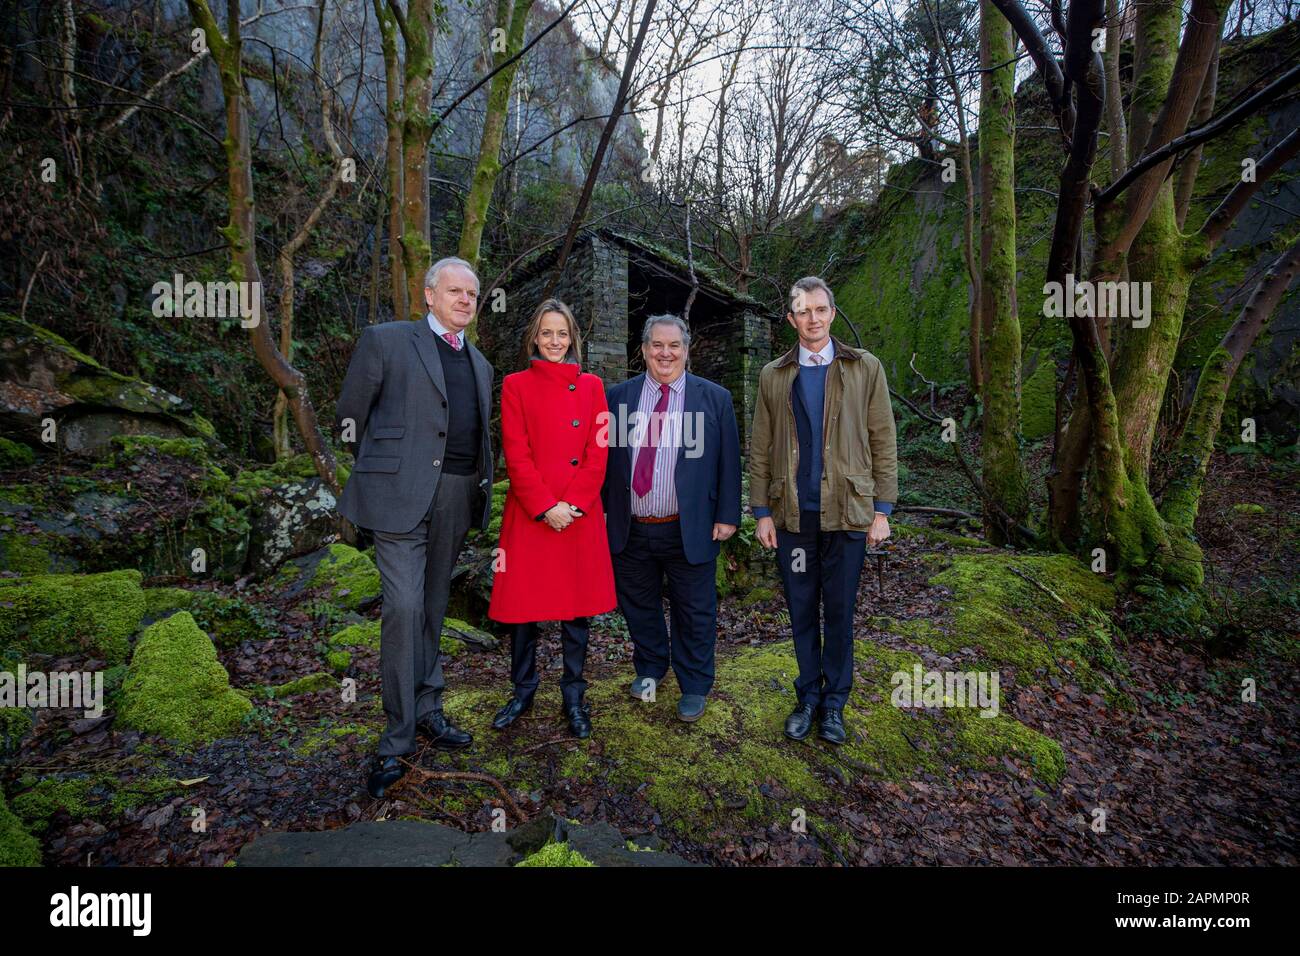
[611,519,717,696]
[370,471,477,757]
[775,510,867,711]
[511,618,589,706]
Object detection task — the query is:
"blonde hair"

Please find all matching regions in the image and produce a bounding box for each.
[519,298,583,369]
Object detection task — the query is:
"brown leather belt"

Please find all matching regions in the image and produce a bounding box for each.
[633,514,679,524]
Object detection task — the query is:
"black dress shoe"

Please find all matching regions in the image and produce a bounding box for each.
[818,707,847,745]
[367,755,406,798]
[563,701,592,739]
[784,702,817,741]
[416,712,473,750]
[492,693,534,730]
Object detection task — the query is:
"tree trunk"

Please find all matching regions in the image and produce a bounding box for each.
[374,0,406,322]
[977,0,1028,543]
[458,0,534,286]
[187,0,339,496]
[399,0,436,320]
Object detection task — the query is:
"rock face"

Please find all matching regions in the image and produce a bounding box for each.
[116,611,252,744]
[235,813,697,867]
[0,313,218,456]
[274,543,381,610]
[245,477,338,578]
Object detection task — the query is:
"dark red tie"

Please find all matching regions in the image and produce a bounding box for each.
[632,382,670,497]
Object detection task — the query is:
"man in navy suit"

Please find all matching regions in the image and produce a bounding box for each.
[601,314,742,722]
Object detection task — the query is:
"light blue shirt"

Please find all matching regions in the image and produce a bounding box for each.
[427,312,466,349]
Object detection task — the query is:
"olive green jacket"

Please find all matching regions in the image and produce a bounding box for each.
[749,335,898,533]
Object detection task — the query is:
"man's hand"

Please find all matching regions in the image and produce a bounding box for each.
[868,513,890,548]
[544,503,574,531]
[712,522,737,542]
[756,515,777,549]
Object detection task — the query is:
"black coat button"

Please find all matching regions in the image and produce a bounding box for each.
[439,431,445,438]
[571,419,580,427]
[441,401,447,408]
[568,383,576,391]
[570,458,579,466]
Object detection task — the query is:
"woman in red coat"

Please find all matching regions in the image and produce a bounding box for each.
[487,298,616,738]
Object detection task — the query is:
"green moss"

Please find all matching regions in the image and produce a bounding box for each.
[325,649,352,673]
[1020,356,1058,440]
[1231,503,1266,515]
[110,434,208,463]
[446,636,1068,844]
[0,788,41,866]
[187,592,277,648]
[279,544,380,610]
[295,721,379,756]
[8,773,180,833]
[0,705,33,752]
[117,612,252,744]
[891,521,986,549]
[0,534,55,574]
[515,840,595,867]
[253,671,339,699]
[0,569,146,663]
[0,437,35,470]
[902,551,1121,689]
[143,587,194,617]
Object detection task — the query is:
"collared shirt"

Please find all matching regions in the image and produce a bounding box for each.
[798,338,834,367]
[630,370,687,517]
[427,312,466,349]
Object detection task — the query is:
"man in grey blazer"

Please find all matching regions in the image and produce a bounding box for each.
[335,257,494,798]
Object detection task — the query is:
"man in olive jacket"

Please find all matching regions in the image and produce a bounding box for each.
[750,276,898,744]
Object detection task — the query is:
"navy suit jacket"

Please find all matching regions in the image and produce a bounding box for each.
[602,372,742,565]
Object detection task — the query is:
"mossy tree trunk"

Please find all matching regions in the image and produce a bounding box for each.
[374,0,407,322]
[397,0,436,321]
[977,0,1028,543]
[1160,233,1300,532]
[458,0,535,301]
[186,0,339,496]
[273,0,348,461]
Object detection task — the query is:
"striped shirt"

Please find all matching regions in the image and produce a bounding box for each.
[630,371,687,517]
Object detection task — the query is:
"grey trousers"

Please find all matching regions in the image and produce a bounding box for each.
[371,471,477,757]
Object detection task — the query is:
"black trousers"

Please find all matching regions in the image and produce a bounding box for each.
[511,618,589,706]
[775,510,867,711]
[611,519,718,696]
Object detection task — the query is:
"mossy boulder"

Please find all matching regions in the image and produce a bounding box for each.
[0,788,41,866]
[0,313,219,456]
[116,612,252,744]
[275,543,380,610]
[0,569,146,663]
[889,551,1121,691]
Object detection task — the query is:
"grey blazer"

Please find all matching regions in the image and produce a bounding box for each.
[334,318,494,535]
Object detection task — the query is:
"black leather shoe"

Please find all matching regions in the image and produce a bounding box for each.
[492,694,534,730]
[367,755,406,798]
[818,707,847,745]
[416,712,473,750]
[563,701,592,739]
[784,702,817,741]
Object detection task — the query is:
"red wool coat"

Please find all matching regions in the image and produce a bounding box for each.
[487,358,617,624]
